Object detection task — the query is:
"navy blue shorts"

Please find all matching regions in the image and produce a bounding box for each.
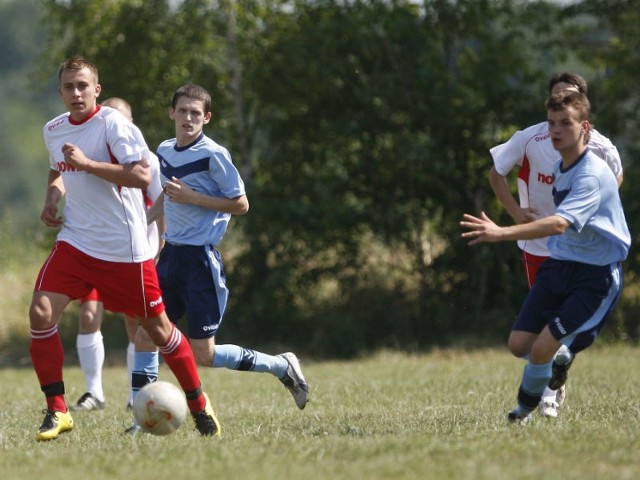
[156,243,229,339]
[512,258,622,353]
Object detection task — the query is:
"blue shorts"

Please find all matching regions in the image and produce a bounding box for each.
[156,242,228,339]
[512,258,622,353]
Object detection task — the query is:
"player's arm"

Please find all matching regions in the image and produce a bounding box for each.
[61,142,151,189]
[40,169,65,228]
[488,166,531,224]
[460,211,570,246]
[146,193,164,225]
[163,177,249,215]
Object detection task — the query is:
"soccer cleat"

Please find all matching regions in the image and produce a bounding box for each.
[507,409,532,425]
[278,352,309,410]
[36,409,74,441]
[191,393,221,437]
[124,424,142,436]
[556,384,566,406]
[69,392,105,412]
[538,399,559,418]
[548,353,574,390]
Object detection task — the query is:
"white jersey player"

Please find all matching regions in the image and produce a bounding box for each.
[488,73,623,420]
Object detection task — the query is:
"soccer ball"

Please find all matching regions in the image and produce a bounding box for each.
[132,381,188,436]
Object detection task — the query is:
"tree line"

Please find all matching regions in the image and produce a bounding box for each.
[3,0,639,357]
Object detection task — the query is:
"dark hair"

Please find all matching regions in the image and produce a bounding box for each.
[545,90,591,120]
[171,84,211,113]
[548,72,588,95]
[58,56,99,84]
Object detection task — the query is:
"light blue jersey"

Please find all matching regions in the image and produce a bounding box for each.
[549,149,630,266]
[157,133,245,246]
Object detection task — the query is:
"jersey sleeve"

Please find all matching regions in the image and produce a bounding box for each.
[490,129,528,176]
[105,112,150,165]
[588,128,623,179]
[209,148,245,199]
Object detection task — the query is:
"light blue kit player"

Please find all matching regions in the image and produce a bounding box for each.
[460,89,630,424]
[130,85,308,432]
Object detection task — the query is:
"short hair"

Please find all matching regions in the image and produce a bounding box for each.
[548,72,588,95]
[58,56,99,84]
[545,90,591,121]
[102,97,132,122]
[171,84,211,113]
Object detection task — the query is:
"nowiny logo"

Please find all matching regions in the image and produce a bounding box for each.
[149,296,163,308]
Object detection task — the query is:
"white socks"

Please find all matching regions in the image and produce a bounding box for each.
[76,332,105,402]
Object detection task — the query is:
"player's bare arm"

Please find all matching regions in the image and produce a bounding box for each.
[61,142,151,189]
[460,211,570,246]
[146,193,164,225]
[40,170,65,228]
[488,167,539,224]
[163,176,249,215]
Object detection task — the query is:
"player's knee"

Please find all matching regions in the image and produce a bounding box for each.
[507,338,529,358]
[29,301,54,329]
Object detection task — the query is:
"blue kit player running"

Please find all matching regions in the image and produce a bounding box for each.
[129,84,308,432]
[460,90,630,424]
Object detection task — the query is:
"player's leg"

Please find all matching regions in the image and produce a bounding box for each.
[72,294,106,411]
[29,290,74,440]
[185,245,309,409]
[200,339,309,410]
[139,312,220,436]
[104,258,219,436]
[506,265,561,423]
[130,323,159,405]
[124,314,141,409]
[29,242,95,440]
[509,327,559,423]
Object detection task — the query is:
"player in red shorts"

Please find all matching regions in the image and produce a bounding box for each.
[30,56,219,441]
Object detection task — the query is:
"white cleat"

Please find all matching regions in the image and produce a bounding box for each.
[538,399,559,418]
[278,352,309,409]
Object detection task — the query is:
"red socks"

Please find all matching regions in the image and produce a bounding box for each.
[30,326,67,412]
[159,326,206,412]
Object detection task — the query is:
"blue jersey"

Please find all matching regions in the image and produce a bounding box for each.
[157,133,245,246]
[549,149,630,265]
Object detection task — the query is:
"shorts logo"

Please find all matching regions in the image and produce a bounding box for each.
[149,296,163,308]
[202,325,216,332]
[553,316,567,335]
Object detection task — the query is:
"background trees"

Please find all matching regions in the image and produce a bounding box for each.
[1,0,638,357]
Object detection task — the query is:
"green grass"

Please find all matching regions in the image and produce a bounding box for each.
[1,346,639,480]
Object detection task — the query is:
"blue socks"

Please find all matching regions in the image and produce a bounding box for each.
[516,361,553,412]
[131,351,159,402]
[213,344,288,378]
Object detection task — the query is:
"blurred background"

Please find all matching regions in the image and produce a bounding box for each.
[1,0,638,362]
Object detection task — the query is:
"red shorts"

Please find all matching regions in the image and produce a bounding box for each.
[521,250,548,288]
[35,241,165,318]
[80,288,100,304]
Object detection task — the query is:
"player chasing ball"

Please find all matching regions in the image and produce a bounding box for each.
[461,90,630,424]
[31,56,219,441]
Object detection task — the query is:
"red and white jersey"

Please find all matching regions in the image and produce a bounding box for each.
[43,105,153,262]
[144,151,162,255]
[490,121,622,256]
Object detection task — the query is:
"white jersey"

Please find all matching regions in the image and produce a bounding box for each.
[144,152,162,255]
[43,105,153,262]
[490,121,622,256]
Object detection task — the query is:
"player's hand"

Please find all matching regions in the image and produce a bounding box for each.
[61,143,92,171]
[40,203,64,228]
[460,212,502,246]
[163,176,194,204]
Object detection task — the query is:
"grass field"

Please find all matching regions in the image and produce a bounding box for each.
[0,345,639,480]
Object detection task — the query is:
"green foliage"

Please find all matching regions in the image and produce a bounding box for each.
[1,347,640,479]
[3,0,640,358]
